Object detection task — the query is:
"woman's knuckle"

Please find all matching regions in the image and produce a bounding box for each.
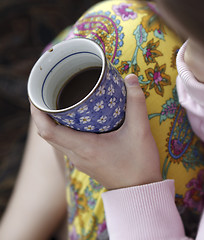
[130,88,146,102]
[39,127,54,141]
[136,90,146,102]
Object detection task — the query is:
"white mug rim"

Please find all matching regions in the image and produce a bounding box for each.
[27,38,107,113]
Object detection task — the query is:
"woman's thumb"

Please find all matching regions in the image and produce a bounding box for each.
[124,74,149,128]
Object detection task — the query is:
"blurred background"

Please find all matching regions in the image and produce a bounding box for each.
[0,0,101,231]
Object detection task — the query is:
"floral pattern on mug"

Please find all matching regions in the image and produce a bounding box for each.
[50,62,126,133]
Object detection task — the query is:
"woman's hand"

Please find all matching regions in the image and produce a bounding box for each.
[31,74,162,190]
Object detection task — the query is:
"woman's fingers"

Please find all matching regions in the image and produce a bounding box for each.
[123,74,150,132]
[30,104,97,153]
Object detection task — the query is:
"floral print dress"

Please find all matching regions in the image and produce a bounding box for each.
[45,1,204,239]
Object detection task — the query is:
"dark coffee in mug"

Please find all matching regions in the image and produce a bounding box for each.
[57,66,102,109]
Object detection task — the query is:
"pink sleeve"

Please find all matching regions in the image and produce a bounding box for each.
[176,42,204,142]
[102,180,194,240]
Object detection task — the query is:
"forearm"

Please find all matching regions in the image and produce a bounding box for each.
[0,119,67,240]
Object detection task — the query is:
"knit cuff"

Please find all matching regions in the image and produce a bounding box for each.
[102,180,187,240]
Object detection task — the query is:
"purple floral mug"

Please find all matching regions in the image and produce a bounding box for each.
[27,38,126,133]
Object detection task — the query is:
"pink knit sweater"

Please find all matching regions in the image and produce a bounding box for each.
[102,42,204,240]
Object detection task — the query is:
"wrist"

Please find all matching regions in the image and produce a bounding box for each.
[106,172,163,191]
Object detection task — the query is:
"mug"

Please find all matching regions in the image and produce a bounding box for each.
[27,38,126,133]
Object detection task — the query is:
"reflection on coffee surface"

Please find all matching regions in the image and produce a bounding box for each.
[57,66,102,109]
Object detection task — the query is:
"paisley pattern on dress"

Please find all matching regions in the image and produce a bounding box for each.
[47,1,204,239]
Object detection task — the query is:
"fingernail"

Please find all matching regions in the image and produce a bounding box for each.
[125,74,139,86]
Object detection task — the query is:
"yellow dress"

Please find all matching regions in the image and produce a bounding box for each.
[45,1,204,239]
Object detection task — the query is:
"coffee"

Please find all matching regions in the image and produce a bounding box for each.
[57,66,102,109]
